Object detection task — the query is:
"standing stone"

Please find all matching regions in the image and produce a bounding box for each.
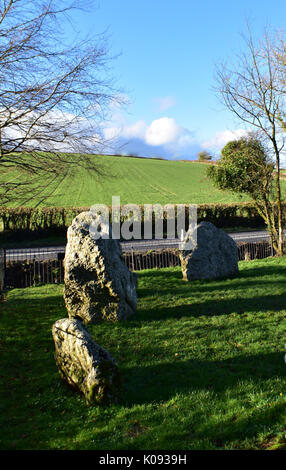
[179,221,239,281]
[64,211,137,324]
[52,318,121,405]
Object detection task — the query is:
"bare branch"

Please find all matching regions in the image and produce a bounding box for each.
[214,25,286,254]
[0,0,122,204]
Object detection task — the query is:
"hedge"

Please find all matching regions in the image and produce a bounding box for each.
[0,202,274,234]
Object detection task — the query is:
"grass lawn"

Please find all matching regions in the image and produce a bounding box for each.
[2,155,251,207]
[0,257,286,450]
[2,154,286,208]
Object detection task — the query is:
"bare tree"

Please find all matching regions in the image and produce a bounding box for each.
[207,134,279,251]
[0,0,122,205]
[215,26,286,255]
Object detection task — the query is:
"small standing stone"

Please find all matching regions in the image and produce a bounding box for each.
[179,221,239,281]
[52,318,121,405]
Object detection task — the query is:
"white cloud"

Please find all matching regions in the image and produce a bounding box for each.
[154,96,176,112]
[123,120,147,139]
[201,129,249,153]
[102,113,201,159]
[103,125,122,141]
[103,116,193,149]
[145,117,182,146]
[177,132,196,148]
[1,108,102,152]
[103,119,147,141]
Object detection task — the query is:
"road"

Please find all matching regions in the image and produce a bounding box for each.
[4,229,275,262]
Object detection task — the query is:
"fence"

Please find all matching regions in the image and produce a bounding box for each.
[4,248,180,289]
[2,240,285,289]
[237,240,275,260]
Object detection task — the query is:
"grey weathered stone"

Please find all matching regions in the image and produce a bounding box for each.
[52,318,121,405]
[179,221,239,281]
[64,211,137,324]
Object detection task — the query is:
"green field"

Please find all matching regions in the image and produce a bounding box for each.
[1,257,286,450]
[3,155,253,207]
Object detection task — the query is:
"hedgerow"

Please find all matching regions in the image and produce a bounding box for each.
[0,202,276,233]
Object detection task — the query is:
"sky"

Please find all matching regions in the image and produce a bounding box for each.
[71,0,286,160]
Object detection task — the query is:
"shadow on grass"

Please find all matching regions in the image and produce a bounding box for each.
[137,279,286,303]
[121,352,285,406]
[1,281,286,449]
[196,401,286,448]
[4,274,286,326]
[137,264,286,298]
[137,262,286,282]
[135,262,286,321]
[154,399,286,450]
[135,293,286,321]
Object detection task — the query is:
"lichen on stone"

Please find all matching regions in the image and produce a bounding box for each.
[52,318,121,406]
[64,211,137,324]
[179,221,239,281]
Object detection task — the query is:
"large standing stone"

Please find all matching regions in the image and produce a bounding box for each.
[179,221,239,281]
[64,211,137,324]
[52,318,121,405]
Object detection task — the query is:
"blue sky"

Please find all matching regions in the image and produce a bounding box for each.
[72,0,286,160]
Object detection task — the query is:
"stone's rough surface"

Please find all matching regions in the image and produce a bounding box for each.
[52,318,121,405]
[179,221,239,281]
[64,211,137,324]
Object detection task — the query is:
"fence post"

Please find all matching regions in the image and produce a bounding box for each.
[131,247,135,271]
[270,238,274,257]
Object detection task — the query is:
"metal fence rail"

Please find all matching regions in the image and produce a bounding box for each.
[5,259,64,289]
[2,240,286,289]
[5,246,65,262]
[123,249,180,271]
[237,241,274,260]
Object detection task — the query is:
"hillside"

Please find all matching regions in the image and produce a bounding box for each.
[0,154,275,207]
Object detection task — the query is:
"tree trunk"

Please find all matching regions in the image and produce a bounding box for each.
[273,143,284,256]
